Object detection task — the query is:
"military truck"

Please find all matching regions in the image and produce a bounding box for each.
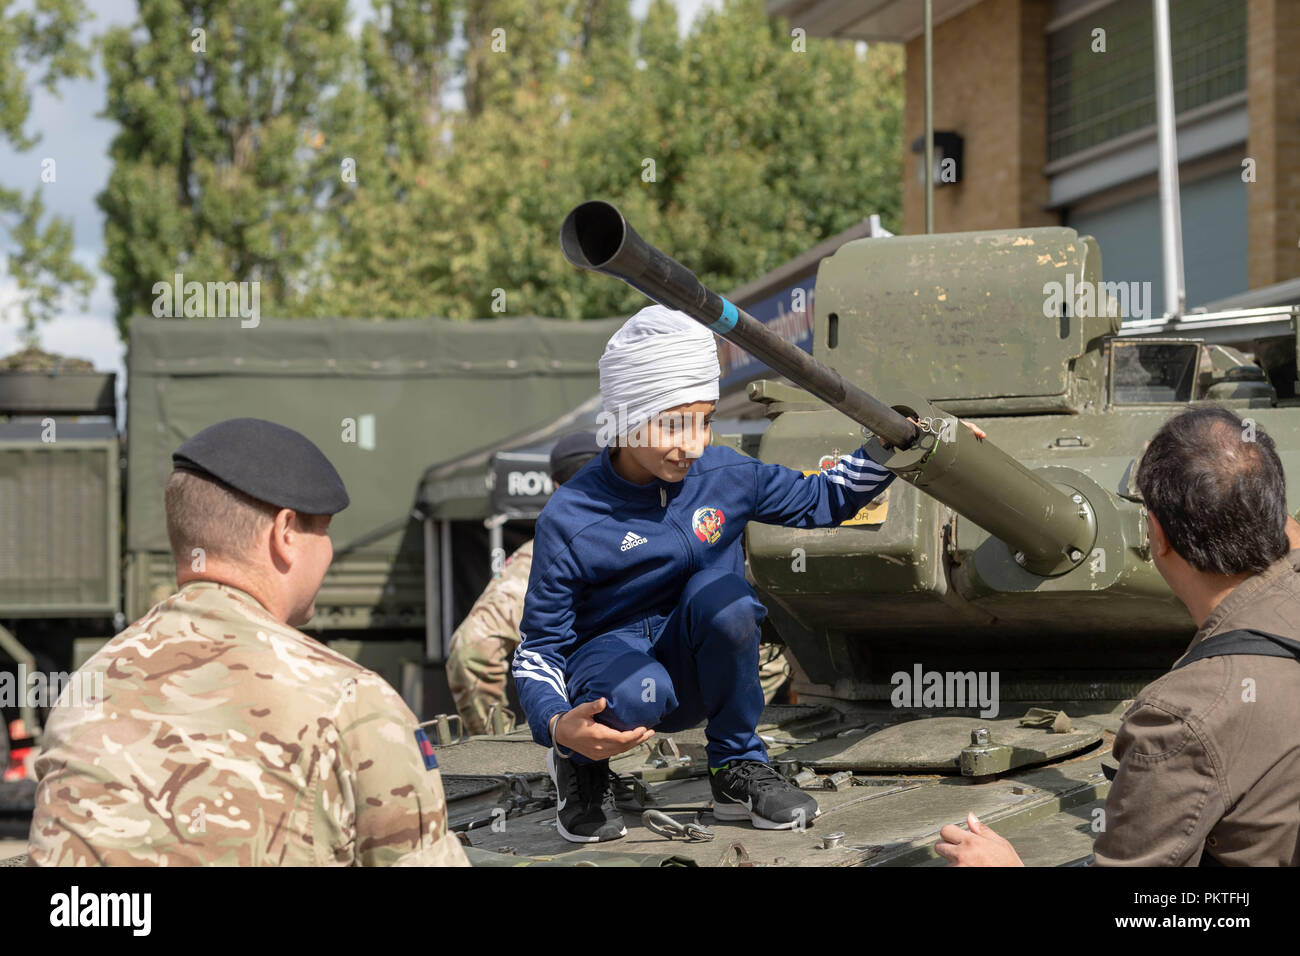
[436,202,1300,867]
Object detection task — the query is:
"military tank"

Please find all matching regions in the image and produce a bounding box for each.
[432,201,1300,866]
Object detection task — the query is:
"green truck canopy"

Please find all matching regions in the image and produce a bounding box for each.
[125,315,622,625]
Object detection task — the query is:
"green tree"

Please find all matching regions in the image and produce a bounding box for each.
[461,0,576,118]
[359,0,455,166]
[0,0,95,339]
[531,0,904,319]
[474,0,904,320]
[303,0,595,320]
[98,0,356,334]
[625,0,903,306]
[99,0,902,328]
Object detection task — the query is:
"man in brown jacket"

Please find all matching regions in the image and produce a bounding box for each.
[937,406,1300,866]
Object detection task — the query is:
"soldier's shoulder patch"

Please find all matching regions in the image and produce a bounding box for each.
[414,727,438,770]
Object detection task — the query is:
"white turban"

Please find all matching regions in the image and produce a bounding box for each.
[599,304,720,439]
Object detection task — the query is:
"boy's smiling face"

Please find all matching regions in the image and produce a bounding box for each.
[611,400,715,485]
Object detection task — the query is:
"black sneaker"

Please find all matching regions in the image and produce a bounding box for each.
[546,748,627,843]
[710,760,821,830]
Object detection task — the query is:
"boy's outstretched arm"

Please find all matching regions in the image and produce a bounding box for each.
[751,420,987,529]
[752,442,895,528]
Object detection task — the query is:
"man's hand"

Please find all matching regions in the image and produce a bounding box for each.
[553,698,654,761]
[934,813,1024,866]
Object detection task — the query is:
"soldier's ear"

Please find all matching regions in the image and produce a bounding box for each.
[268,508,298,566]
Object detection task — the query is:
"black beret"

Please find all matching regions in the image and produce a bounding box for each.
[549,431,602,483]
[172,418,350,515]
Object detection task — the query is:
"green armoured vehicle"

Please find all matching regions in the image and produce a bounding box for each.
[441,201,1300,867]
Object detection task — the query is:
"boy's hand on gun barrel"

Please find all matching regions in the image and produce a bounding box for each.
[554,697,655,761]
[878,417,985,451]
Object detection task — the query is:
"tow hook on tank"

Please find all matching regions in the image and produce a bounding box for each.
[719,843,791,867]
[642,809,715,842]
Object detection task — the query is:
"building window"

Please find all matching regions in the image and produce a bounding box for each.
[1047,0,1245,162]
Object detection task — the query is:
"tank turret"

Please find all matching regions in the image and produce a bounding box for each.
[560,200,1295,705]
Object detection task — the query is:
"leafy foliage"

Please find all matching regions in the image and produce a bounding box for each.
[97,0,902,332]
[0,0,95,337]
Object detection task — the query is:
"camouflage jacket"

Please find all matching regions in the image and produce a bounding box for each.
[452,539,533,646]
[27,581,469,867]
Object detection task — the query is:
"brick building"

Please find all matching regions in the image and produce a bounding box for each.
[766,0,1299,311]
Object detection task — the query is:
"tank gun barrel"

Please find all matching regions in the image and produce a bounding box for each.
[560,200,920,450]
[560,200,1097,577]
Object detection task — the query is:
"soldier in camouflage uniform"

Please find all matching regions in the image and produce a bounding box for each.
[446,433,792,736]
[446,538,537,735]
[27,418,468,867]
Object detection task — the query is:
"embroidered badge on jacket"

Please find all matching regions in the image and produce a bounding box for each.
[692,507,725,544]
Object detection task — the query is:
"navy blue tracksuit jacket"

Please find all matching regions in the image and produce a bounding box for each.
[512,440,895,755]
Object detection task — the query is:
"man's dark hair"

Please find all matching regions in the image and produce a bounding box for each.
[549,431,602,486]
[1136,406,1288,575]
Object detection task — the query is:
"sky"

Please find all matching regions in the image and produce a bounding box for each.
[0,0,719,390]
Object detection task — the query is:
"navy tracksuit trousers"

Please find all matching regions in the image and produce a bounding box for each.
[564,567,769,768]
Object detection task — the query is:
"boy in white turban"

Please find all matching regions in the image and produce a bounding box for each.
[513,305,896,843]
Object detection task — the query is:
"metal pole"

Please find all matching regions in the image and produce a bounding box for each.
[486,514,506,577]
[0,623,42,740]
[439,519,454,659]
[422,517,441,662]
[1153,0,1185,318]
[924,0,934,235]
